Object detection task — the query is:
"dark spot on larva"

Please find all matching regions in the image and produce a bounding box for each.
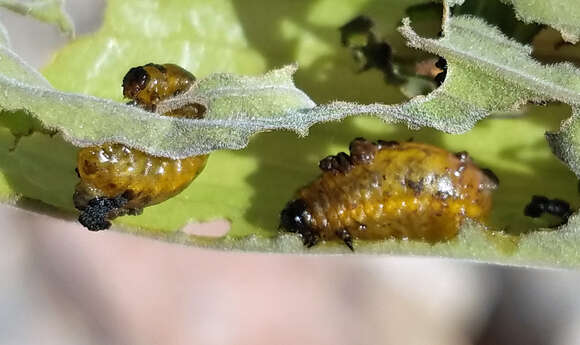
[318,156,334,172]
[82,159,98,175]
[405,179,423,195]
[74,167,80,178]
[122,189,136,200]
[349,137,377,164]
[376,140,399,150]
[454,151,470,163]
[319,152,353,174]
[122,66,149,100]
[335,152,352,172]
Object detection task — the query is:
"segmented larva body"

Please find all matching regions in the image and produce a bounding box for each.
[280,138,498,250]
[122,63,205,116]
[75,144,207,211]
[74,63,208,231]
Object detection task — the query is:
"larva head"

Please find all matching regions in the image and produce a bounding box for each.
[280,199,319,247]
[280,199,310,233]
[122,65,150,103]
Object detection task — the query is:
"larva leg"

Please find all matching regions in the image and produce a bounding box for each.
[336,228,354,251]
[301,230,320,248]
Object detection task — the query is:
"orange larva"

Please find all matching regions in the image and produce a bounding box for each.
[280,138,498,250]
[74,63,208,231]
[122,63,205,117]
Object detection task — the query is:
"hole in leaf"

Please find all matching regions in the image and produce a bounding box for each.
[181,219,230,237]
[453,0,542,44]
[532,28,580,67]
[405,2,443,39]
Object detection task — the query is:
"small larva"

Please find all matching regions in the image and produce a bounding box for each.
[74,63,208,231]
[280,138,498,250]
[524,195,573,226]
[122,63,206,117]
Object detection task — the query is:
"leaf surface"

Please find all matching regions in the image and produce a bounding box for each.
[503,0,580,43]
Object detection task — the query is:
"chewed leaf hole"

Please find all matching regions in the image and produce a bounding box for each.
[181,219,230,238]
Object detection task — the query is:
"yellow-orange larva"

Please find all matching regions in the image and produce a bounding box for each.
[74,63,208,231]
[280,138,498,250]
[122,63,205,117]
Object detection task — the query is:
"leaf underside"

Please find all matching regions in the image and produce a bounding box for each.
[502,0,580,44]
[1,0,580,268]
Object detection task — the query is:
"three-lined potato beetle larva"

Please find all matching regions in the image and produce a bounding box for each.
[74,63,208,231]
[280,138,499,250]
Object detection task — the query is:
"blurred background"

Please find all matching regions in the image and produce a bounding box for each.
[1,1,580,344]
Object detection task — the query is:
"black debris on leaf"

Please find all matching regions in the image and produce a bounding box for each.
[434,57,447,86]
[339,15,374,46]
[524,195,574,226]
[339,15,403,84]
[78,194,129,231]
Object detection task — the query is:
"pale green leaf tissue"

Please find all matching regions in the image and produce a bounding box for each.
[503,0,580,43]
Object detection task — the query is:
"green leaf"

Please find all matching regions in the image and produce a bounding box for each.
[2,0,580,268]
[502,0,580,43]
[0,0,74,38]
[0,63,317,158]
[18,13,580,158]
[546,106,580,177]
[394,15,580,131]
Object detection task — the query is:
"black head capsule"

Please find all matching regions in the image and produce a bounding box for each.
[122,66,149,100]
[280,199,319,247]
